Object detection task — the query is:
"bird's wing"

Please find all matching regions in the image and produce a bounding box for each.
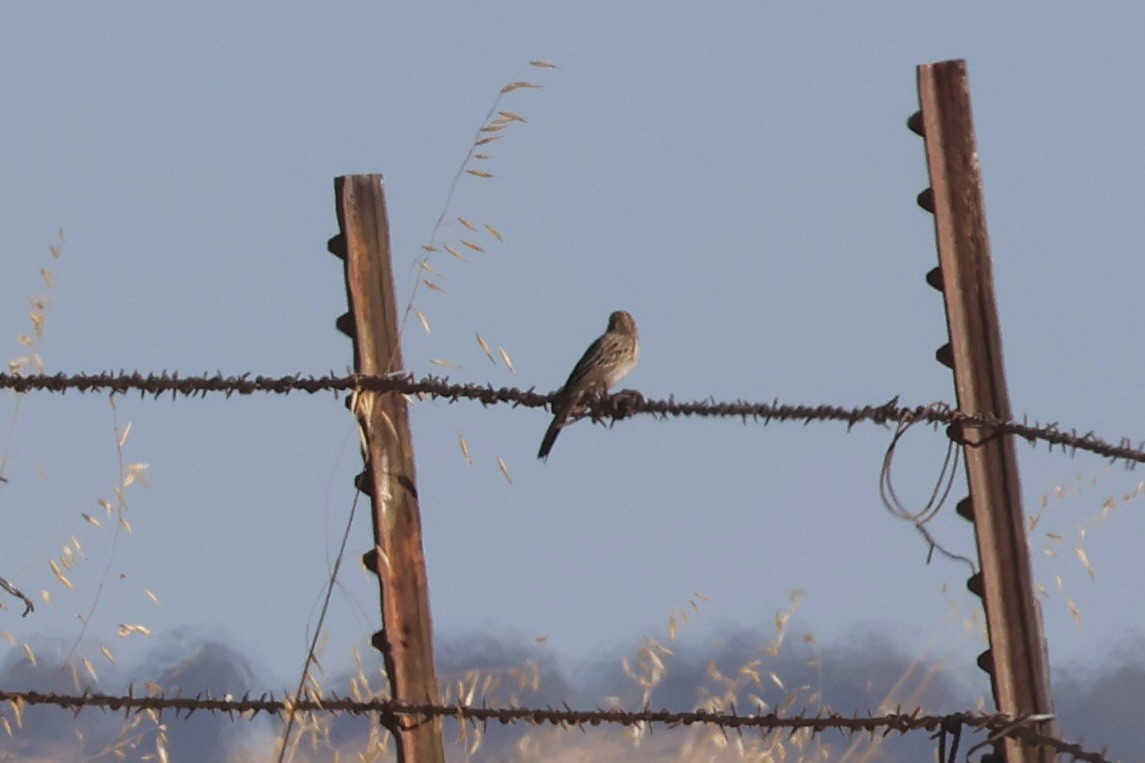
[561,335,608,392]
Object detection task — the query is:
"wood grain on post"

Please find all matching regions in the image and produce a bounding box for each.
[330,174,444,762]
[915,60,1056,763]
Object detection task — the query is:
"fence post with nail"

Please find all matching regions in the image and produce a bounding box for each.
[329,173,445,763]
[910,59,1056,763]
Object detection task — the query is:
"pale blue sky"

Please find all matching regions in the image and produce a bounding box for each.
[2,3,1144,758]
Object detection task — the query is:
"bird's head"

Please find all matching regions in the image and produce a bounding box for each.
[608,310,637,336]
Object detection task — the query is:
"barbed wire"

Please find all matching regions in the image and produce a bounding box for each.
[0,690,1111,762]
[2,371,1144,468]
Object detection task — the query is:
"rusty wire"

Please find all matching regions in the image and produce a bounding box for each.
[879,408,976,573]
[0,576,33,617]
[0,690,1110,761]
[1,372,1144,468]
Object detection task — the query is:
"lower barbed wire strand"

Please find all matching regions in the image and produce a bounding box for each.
[0,692,1112,761]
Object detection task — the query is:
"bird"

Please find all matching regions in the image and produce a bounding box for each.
[538,310,639,460]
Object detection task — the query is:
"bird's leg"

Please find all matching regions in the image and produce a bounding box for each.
[561,387,612,425]
[555,391,591,426]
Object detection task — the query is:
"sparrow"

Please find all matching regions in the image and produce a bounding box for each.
[538,310,639,460]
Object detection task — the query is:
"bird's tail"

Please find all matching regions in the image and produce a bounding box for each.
[537,417,562,460]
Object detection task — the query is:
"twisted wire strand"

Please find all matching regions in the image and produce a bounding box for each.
[1,372,1142,467]
[0,691,1111,762]
[879,406,976,572]
[0,576,33,616]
